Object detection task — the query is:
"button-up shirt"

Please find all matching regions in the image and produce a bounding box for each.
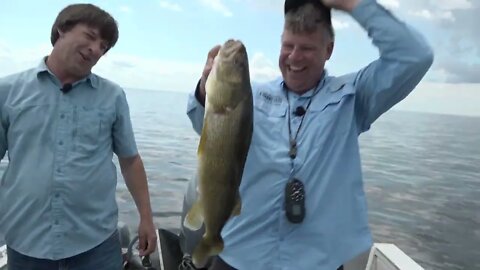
[186,0,433,269]
[0,58,138,259]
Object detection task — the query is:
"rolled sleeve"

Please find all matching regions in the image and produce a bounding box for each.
[186,81,205,135]
[0,118,6,159]
[0,79,9,159]
[112,90,138,157]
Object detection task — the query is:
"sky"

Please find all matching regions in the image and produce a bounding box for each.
[0,0,479,116]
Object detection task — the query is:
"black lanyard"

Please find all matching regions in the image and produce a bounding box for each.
[285,86,321,179]
[286,92,313,160]
[284,86,320,224]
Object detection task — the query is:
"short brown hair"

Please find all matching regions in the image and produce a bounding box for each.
[285,3,334,40]
[50,4,119,51]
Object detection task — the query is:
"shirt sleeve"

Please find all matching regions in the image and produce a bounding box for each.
[0,117,6,160]
[186,80,205,135]
[350,0,434,132]
[0,78,9,160]
[112,89,138,157]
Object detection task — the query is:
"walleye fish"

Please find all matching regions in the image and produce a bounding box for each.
[183,39,253,267]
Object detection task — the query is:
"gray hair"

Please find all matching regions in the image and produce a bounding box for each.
[284,3,334,41]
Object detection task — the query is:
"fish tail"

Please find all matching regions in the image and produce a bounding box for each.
[192,235,224,268]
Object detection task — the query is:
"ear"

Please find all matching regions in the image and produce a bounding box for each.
[325,41,334,60]
[57,28,65,38]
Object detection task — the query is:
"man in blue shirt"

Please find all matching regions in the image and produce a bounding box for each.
[180,0,433,269]
[0,4,157,270]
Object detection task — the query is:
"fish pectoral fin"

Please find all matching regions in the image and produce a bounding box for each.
[231,193,242,217]
[197,119,208,156]
[183,200,204,231]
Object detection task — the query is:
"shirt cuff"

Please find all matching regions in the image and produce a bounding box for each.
[194,79,205,107]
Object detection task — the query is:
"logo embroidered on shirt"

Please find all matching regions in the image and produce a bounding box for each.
[258,91,283,105]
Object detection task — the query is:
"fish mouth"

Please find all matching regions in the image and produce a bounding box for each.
[221,39,247,60]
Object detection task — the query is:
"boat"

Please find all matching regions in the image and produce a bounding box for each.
[0,245,6,270]
[0,223,424,270]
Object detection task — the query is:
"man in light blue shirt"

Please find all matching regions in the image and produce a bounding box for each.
[181,0,433,269]
[0,4,157,270]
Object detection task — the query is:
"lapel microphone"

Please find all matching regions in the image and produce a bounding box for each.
[294,106,306,117]
[60,83,73,94]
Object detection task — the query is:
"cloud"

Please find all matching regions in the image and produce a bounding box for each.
[112,60,135,69]
[1,39,478,116]
[432,0,473,11]
[0,40,201,92]
[96,51,282,91]
[0,40,282,93]
[332,18,350,29]
[119,6,132,13]
[93,53,203,92]
[240,0,282,12]
[409,9,455,21]
[432,1,479,83]
[199,0,232,17]
[378,0,400,9]
[242,0,401,13]
[393,81,480,116]
[0,42,51,77]
[249,52,280,82]
[399,0,473,14]
[394,0,479,83]
[159,1,182,12]
[432,57,480,84]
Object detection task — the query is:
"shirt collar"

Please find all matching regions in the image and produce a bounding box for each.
[280,70,328,98]
[35,56,98,89]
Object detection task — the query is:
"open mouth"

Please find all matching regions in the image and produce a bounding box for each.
[79,52,90,62]
[288,65,306,73]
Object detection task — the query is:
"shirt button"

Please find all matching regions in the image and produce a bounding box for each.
[54,220,59,225]
[59,141,64,146]
[60,114,65,119]
[56,168,61,173]
[55,193,60,198]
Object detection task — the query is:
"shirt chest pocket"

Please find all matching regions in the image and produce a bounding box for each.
[251,101,287,149]
[307,84,356,140]
[74,106,114,154]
